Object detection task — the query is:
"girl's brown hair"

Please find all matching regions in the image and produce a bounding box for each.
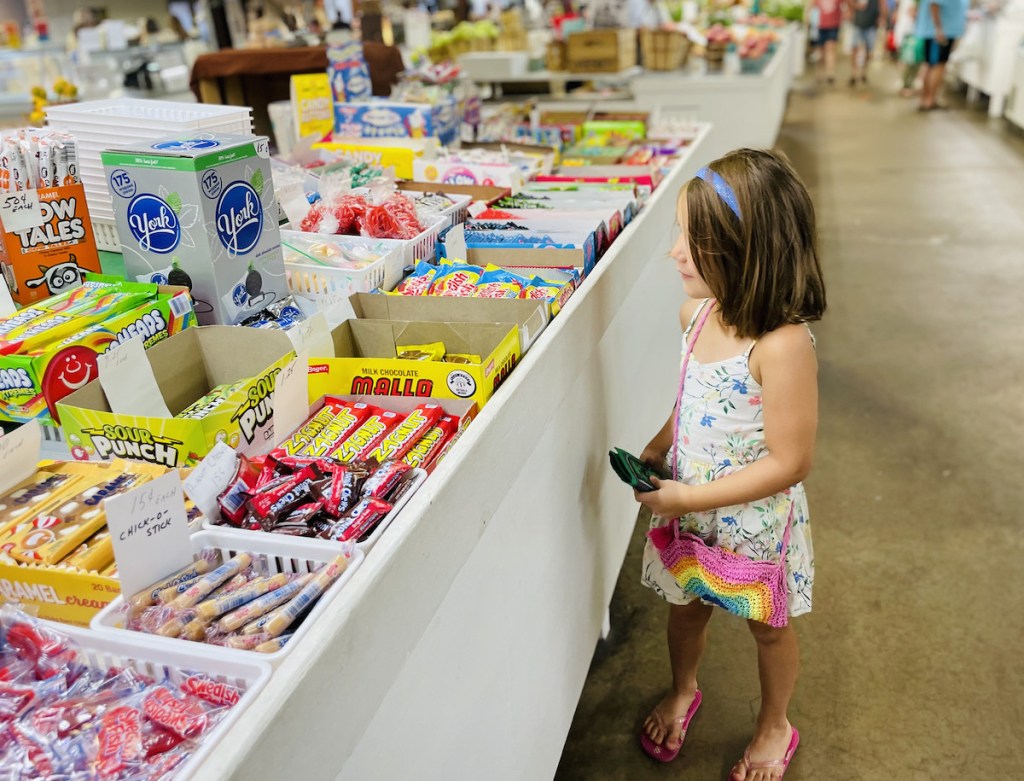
[684,148,826,339]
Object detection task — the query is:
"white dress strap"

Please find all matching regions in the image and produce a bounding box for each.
[682,299,711,342]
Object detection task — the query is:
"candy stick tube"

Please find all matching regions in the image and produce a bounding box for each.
[168,553,253,609]
[221,573,312,634]
[259,555,349,638]
[133,560,211,611]
[196,572,290,620]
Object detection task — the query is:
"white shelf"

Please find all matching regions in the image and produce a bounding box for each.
[184,123,716,781]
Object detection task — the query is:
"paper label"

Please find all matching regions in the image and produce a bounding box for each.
[286,311,334,358]
[97,336,172,418]
[273,351,309,446]
[0,189,45,233]
[467,201,488,218]
[0,276,15,318]
[446,223,468,263]
[182,442,239,522]
[278,180,310,227]
[0,420,41,494]
[105,470,193,598]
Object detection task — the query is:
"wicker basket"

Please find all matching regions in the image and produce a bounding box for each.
[640,30,690,71]
[704,41,728,71]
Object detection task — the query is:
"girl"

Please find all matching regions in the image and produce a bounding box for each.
[634,149,825,780]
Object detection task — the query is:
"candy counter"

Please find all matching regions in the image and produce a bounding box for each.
[179,125,711,781]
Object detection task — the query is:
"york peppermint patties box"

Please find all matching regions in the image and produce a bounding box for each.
[101,134,288,326]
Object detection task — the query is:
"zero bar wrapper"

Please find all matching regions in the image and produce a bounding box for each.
[299,401,373,458]
[330,410,403,464]
[365,403,444,463]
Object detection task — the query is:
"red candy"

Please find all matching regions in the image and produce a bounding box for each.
[328,498,393,542]
[143,687,209,739]
[361,461,412,501]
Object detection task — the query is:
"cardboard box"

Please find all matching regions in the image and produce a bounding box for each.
[308,320,520,408]
[451,245,591,278]
[461,142,559,175]
[349,292,549,353]
[397,181,510,205]
[0,559,120,627]
[102,133,288,326]
[291,73,334,142]
[413,159,525,191]
[57,326,295,468]
[0,183,102,306]
[0,285,195,425]
[333,98,459,146]
[314,138,439,179]
[454,227,598,275]
[566,29,638,73]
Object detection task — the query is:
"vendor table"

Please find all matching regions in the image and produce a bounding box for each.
[953,15,1024,118]
[1006,46,1024,130]
[536,32,793,164]
[188,125,713,781]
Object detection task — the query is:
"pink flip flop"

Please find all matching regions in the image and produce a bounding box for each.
[638,690,702,763]
[732,727,800,779]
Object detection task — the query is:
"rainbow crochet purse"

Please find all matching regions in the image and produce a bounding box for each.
[646,301,794,628]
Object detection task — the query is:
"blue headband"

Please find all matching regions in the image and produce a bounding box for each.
[695,167,742,221]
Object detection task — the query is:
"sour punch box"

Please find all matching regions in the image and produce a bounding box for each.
[101,134,288,326]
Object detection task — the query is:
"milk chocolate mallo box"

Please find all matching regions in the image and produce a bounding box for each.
[101,134,288,325]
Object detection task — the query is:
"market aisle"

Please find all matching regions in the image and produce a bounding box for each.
[555,71,1024,780]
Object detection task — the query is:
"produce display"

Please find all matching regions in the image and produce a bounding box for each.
[0,606,249,779]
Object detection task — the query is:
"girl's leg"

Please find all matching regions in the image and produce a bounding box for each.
[824,40,837,81]
[731,621,800,781]
[643,600,714,748]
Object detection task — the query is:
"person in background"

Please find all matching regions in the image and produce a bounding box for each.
[916,0,967,110]
[629,0,671,28]
[324,0,354,29]
[812,0,843,84]
[894,0,923,96]
[849,0,886,86]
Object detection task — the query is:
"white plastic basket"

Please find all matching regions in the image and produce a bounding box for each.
[45,99,253,131]
[203,468,427,554]
[403,216,446,277]
[92,217,121,252]
[91,529,364,665]
[282,230,403,300]
[44,622,271,781]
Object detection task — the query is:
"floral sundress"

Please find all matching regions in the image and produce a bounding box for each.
[641,300,815,617]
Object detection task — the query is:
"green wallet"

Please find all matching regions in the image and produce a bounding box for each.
[608,447,662,492]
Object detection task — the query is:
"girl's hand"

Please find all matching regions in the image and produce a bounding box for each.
[634,476,692,519]
[639,443,668,469]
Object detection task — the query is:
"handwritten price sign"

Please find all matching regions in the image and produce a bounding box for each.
[0,190,45,233]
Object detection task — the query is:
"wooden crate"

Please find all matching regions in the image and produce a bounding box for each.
[546,40,567,71]
[566,29,637,73]
[640,29,691,71]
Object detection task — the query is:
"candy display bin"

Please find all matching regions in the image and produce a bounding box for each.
[203,468,428,554]
[90,530,364,665]
[282,230,402,300]
[51,622,272,780]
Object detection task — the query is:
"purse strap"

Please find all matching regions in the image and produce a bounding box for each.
[669,299,796,554]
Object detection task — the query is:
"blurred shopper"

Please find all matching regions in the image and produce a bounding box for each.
[849,0,886,85]
[916,0,968,110]
[895,0,924,96]
[812,0,844,84]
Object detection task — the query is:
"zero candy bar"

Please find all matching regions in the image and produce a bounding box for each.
[274,400,348,457]
[365,404,444,463]
[299,401,373,458]
[330,410,403,464]
[402,415,459,471]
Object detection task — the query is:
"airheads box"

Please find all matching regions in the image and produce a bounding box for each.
[101,134,288,326]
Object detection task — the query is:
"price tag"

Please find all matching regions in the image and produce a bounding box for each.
[272,351,308,446]
[182,442,239,522]
[286,311,334,358]
[446,223,468,262]
[97,336,172,418]
[0,190,45,233]
[467,201,488,218]
[255,138,271,159]
[0,420,41,494]
[105,470,194,598]
[0,277,16,318]
[278,180,310,226]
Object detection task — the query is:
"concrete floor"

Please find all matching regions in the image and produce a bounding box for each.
[556,68,1024,780]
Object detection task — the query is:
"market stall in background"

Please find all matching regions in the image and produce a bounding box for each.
[0,1,805,779]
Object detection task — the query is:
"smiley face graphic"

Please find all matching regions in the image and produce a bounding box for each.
[41,346,99,411]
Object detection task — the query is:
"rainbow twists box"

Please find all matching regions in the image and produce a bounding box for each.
[101,134,288,326]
